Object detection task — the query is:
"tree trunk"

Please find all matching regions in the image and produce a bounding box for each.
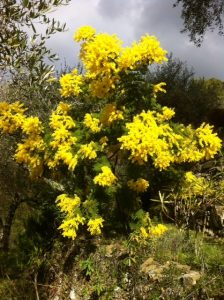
[1,193,21,252]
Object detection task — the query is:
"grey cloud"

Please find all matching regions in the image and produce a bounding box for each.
[134,0,183,37]
[44,0,224,79]
[132,0,224,79]
[97,0,138,19]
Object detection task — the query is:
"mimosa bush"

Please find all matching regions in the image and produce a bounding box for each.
[0,26,222,241]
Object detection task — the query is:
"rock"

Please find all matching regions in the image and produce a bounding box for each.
[140,257,159,273]
[69,288,77,300]
[165,261,191,273]
[140,258,194,282]
[105,242,127,258]
[181,271,201,286]
[140,258,164,280]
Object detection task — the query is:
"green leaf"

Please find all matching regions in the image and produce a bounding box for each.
[93,156,110,173]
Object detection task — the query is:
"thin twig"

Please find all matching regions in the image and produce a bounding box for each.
[34,272,40,300]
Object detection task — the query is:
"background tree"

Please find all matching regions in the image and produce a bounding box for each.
[0,0,71,254]
[148,54,224,126]
[174,0,224,46]
[0,0,70,85]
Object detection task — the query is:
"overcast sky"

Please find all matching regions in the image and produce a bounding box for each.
[47,0,224,79]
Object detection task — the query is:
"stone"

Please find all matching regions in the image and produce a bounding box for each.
[140,257,164,280]
[69,288,77,300]
[165,261,191,273]
[105,242,127,258]
[181,271,201,286]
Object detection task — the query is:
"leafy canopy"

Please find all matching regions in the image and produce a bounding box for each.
[174,0,224,45]
[0,0,70,84]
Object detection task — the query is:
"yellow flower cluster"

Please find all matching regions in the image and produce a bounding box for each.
[153,82,166,98]
[119,35,168,70]
[93,166,117,187]
[56,193,85,240]
[60,26,168,99]
[157,106,175,121]
[56,194,105,239]
[56,102,72,114]
[56,194,81,215]
[100,103,124,125]
[15,136,45,178]
[108,109,124,124]
[0,101,26,133]
[47,103,78,170]
[22,116,43,135]
[90,76,119,98]
[176,124,222,163]
[87,217,104,235]
[78,142,97,159]
[58,214,85,240]
[181,171,207,198]
[127,178,149,193]
[60,69,84,98]
[81,32,121,98]
[15,135,44,164]
[118,110,180,169]
[15,115,45,178]
[83,113,101,133]
[74,25,96,42]
[118,110,222,170]
[0,102,45,178]
[185,171,197,183]
[80,32,121,78]
[99,136,109,150]
[149,224,168,236]
[140,224,168,239]
[195,123,222,160]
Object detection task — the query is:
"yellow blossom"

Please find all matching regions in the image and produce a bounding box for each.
[80,32,122,78]
[58,214,85,240]
[83,113,101,133]
[181,171,207,198]
[93,166,117,186]
[140,226,148,238]
[196,123,222,160]
[149,224,168,236]
[50,113,76,130]
[89,75,119,98]
[127,178,149,193]
[153,82,167,97]
[185,171,197,183]
[119,35,167,70]
[48,104,78,171]
[118,110,180,169]
[157,106,175,121]
[60,69,84,97]
[87,217,104,235]
[54,147,78,171]
[118,110,221,169]
[74,25,96,42]
[56,194,81,216]
[100,103,124,125]
[0,101,27,133]
[78,142,97,159]
[108,108,124,123]
[14,135,45,177]
[99,136,109,150]
[56,102,72,114]
[22,116,43,135]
